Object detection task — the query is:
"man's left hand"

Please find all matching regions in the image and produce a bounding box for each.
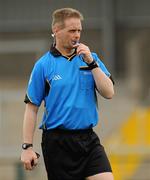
[75,43,93,64]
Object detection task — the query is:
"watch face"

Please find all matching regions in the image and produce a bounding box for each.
[22,143,32,149]
[22,144,27,149]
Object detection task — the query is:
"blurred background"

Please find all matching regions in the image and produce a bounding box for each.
[0,0,150,179]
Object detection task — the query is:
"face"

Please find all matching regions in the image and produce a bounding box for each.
[54,18,82,50]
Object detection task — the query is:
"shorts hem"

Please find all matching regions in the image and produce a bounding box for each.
[85,168,112,178]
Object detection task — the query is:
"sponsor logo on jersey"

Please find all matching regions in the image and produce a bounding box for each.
[52,74,62,81]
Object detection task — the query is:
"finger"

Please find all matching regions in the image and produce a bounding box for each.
[77,49,89,56]
[76,46,89,54]
[24,160,33,170]
[76,47,84,54]
[75,44,84,52]
[76,43,88,50]
[25,162,33,170]
[31,158,38,167]
[73,42,80,48]
[32,158,38,167]
[30,152,40,168]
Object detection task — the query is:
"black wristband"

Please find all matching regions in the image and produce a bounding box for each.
[87,60,99,70]
[22,143,33,150]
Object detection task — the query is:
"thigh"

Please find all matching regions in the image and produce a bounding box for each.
[86,172,114,180]
[85,132,112,178]
[41,130,86,180]
[41,131,61,179]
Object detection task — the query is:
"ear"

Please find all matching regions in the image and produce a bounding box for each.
[52,26,57,35]
[52,24,60,36]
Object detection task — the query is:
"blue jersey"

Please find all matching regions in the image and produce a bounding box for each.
[25,46,111,130]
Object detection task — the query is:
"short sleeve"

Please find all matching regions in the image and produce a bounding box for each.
[92,53,111,77]
[25,61,45,106]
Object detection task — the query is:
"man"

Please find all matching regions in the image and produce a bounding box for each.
[21,7,114,180]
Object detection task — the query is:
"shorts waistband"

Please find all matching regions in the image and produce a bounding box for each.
[43,128,93,135]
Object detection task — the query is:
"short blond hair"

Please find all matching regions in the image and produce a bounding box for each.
[52,7,84,28]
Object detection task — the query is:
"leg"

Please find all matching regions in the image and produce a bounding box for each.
[41,130,88,180]
[86,172,114,180]
[84,132,113,180]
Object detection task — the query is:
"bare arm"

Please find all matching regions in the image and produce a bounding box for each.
[23,103,38,143]
[91,68,114,99]
[21,103,39,170]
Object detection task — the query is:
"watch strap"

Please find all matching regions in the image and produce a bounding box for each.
[87,60,99,70]
[22,143,33,150]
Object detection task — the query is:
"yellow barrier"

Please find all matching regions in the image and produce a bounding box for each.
[105,107,150,180]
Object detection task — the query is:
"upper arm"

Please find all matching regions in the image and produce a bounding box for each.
[25,61,46,106]
[25,102,39,114]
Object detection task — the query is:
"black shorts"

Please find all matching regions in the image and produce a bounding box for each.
[41,128,112,180]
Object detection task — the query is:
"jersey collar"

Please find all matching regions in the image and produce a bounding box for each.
[50,44,62,57]
[50,44,77,61]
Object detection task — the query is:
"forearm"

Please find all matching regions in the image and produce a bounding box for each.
[92,67,114,99]
[23,103,38,144]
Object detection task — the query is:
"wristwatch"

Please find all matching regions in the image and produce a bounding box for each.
[22,143,33,150]
[87,60,99,70]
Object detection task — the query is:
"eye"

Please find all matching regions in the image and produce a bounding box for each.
[69,30,76,33]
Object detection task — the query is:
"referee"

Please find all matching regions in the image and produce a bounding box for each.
[21,8,114,180]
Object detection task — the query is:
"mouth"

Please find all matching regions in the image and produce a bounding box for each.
[72,40,80,46]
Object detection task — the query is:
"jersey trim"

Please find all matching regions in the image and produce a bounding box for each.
[109,75,115,85]
[24,94,32,104]
[50,44,77,61]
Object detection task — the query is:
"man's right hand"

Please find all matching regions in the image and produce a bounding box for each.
[21,148,39,170]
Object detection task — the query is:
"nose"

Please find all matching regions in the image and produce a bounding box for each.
[75,30,80,38]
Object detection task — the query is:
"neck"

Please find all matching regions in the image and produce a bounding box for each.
[55,44,75,56]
